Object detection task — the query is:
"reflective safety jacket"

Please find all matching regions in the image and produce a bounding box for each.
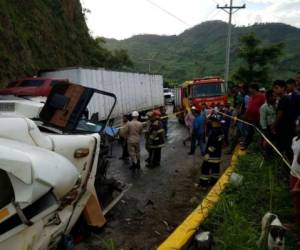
[147,120,165,149]
[204,127,224,163]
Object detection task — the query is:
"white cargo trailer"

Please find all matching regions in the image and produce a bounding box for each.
[41,67,164,121]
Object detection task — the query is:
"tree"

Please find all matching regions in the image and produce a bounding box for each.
[108,49,133,70]
[233,33,284,86]
[91,37,133,70]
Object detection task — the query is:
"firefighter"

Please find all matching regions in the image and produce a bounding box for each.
[146,113,165,168]
[199,113,224,188]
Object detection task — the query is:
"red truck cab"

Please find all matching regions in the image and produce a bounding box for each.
[0,77,69,97]
[189,77,227,109]
[174,76,228,121]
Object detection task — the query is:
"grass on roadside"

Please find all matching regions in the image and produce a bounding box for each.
[100,239,116,250]
[201,143,298,249]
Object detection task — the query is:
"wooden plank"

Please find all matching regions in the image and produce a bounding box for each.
[103,184,132,215]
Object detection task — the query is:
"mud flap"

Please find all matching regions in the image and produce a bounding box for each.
[83,188,106,228]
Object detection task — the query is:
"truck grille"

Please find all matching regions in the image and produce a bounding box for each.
[0,103,15,112]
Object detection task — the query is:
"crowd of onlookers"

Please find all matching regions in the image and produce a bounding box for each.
[230,74,300,228]
[119,73,300,227]
[231,77,300,157]
[182,72,300,226]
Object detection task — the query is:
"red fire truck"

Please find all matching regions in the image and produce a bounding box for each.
[174,76,228,121]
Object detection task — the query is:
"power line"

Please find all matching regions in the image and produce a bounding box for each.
[209,9,221,21]
[217,0,246,92]
[201,7,217,22]
[144,0,190,27]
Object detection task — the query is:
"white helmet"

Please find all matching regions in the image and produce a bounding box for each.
[132,111,139,117]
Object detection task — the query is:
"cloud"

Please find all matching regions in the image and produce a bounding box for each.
[81,0,300,39]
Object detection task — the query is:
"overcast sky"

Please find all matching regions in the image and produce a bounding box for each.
[80,0,300,40]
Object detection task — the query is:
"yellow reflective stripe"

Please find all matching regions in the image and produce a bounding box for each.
[199,175,210,180]
[207,159,221,163]
[157,146,245,250]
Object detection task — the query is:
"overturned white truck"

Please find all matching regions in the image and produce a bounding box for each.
[0,83,116,249]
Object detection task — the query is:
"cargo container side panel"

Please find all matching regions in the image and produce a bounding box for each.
[80,69,92,115]
[112,71,121,117]
[123,73,130,115]
[141,75,149,110]
[41,68,163,119]
[128,74,133,113]
[103,71,111,118]
[135,74,141,111]
[149,74,154,109]
[136,74,143,109]
[130,74,138,111]
[157,76,162,107]
[114,71,121,117]
[116,72,123,116]
[92,69,103,119]
[122,72,130,115]
[156,75,164,107]
[120,73,127,115]
[108,71,115,117]
[127,73,133,113]
[152,75,157,108]
[96,70,106,120]
[43,69,80,85]
[87,69,105,120]
[151,75,157,108]
[104,70,118,118]
[144,74,151,110]
[127,74,133,113]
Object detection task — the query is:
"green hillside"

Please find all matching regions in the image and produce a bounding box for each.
[105,21,300,84]
[0,0,131,84]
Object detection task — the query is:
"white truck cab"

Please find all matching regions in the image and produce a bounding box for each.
[0,83,116,249]
[163,88,175,104]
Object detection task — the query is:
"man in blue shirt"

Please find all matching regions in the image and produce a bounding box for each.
[189,109,206,156]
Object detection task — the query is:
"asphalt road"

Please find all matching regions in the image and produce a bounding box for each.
[76,114,231,250]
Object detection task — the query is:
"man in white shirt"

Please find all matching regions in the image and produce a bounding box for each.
[291,117,300,225]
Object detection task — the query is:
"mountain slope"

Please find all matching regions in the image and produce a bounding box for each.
[0,0,130,84]
[105,21,300,83]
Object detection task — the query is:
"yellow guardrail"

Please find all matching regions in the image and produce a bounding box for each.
[157,146,245,250]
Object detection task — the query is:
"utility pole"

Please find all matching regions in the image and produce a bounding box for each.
[144,59,153,73]
[217,0,245,92]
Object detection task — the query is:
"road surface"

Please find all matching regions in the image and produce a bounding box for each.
[76,115,231,250]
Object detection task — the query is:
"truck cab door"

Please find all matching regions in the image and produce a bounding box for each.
[39,82,117,134]
[39,83,94,132]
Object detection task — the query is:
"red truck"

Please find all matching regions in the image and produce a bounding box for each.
[0,77,68,96]
[174,76,228,121]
